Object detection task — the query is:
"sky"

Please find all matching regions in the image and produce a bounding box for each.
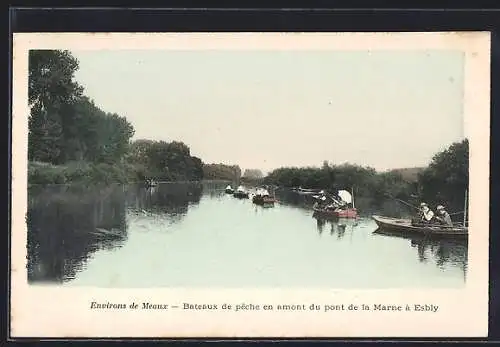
[71,49,465,174]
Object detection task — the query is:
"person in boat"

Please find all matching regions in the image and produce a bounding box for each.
[411,202,435,225]
[435,205,453,226]
[413,202,435,225]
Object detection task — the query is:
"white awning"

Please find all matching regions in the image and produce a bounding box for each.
[338,190,352,204]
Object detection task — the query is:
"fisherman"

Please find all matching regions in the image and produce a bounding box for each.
[418,202,435,224]
[435,205,453,226]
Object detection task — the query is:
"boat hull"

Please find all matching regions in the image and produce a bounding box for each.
[252,195,276,206]
[233,192,249,198]
[313,207,358,219]
[225,189,234,194]
[372,215,468,240]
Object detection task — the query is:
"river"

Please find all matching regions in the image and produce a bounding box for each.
[26,181,468,288]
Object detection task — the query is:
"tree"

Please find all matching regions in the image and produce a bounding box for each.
[28,50,83,163]
[418,139,469,213]
[243,169,263,179]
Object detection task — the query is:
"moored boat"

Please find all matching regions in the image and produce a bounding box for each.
[233,185,249,198]
[313,206,358,219]
[311,188,358,219]
[225,185,234,194]
[252,188,276,206]
[372,215,468,239]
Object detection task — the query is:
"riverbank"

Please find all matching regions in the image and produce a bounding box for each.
[28,161,146,186]
[28,161,236,186]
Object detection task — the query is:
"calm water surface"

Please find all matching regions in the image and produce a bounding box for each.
[27,182,467,288]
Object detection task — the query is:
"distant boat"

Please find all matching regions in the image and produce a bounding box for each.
[252,188,276,206]
[225,185,234,194]
[144,179,158,188]
[233,185,249,199]
[372,215,468,240]
[292,187,322,196]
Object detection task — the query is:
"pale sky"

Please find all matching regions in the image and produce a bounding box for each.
[71,50,465,174]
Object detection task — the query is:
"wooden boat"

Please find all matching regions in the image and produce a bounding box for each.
[292,187,322,196]
[252,194,276,206]
[252,187,276,206]
[313,206,358,219]
[371,215,468,239]
[233,186,249,198]
[311,187,358,219]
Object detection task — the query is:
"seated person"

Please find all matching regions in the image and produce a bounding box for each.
[412,202,435,225]
[435,205,453,226]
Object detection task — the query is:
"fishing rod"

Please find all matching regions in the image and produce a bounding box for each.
[384,192,466,218]
[383,193,420,210]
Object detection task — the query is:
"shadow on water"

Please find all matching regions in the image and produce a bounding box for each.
[372,228,468,281]
[27,182,205,284]
[27,184,129,284]
[126,182,203,222]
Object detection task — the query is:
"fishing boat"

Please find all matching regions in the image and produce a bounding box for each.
[252,188,276,206]
[233,185,249,199]
[292,187,322,196]
[144,178,158,188]
[225,185,234,194]
[313,206,358,218]
[312,188,358,219]
[371,215,468,240]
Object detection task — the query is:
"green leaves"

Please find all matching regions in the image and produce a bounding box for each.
[28,50,135,167]
[417,139,469,212]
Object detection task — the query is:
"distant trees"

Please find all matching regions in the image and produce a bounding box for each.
[203,164,241,181]
[242,169,263,179]
[127,139,204,181]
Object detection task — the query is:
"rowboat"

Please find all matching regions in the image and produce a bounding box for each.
[291,187,322,196]
[233,185,249,199]
[372,215,468,239]
[252,195,276,205]
[313,206,358,219]
[252,188,276,206]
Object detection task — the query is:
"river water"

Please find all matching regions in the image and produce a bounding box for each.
[26,181,468,288]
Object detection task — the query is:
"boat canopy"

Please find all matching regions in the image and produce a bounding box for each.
[237,185,245,192]
[226,185,232,190]
[338,190,352,204]
[256,188,270,196]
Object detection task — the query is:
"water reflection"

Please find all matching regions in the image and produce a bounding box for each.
[27,184,129,283]
[314,216,358,240]
[27,182,469,287]
[373,229,468,280]
[27,182,205,284]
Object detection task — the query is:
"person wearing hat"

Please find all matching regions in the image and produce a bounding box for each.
[435,205,453,226]
[418,202,435,224]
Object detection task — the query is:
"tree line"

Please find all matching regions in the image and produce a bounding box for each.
[263,139,469,214]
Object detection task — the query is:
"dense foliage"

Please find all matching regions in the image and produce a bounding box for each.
[28,50,204,185]
[264,140,469,213]
[203,164,241,181]
[417,139,469,213]
[242,169,263,179]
